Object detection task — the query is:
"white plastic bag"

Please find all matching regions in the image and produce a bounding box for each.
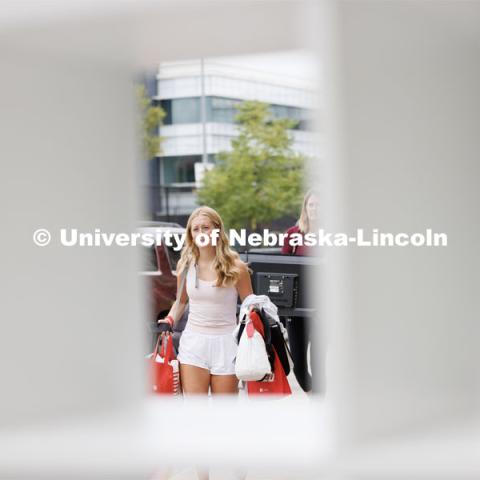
[235,319,271,381]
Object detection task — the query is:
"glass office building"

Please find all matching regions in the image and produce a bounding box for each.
[146,60,318,221]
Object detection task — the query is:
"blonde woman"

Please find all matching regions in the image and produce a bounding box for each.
[281,189,319,256]
[158,206,253,396]
[280,190,320,393]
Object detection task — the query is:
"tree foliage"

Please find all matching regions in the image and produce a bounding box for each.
[136,84,165,160]
[197,100,305,230]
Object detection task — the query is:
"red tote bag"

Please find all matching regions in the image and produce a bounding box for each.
[247,347,292,396]
[147,333,181,395]
[246,310,292,397]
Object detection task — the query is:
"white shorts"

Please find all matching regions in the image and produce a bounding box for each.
[177,329,238,375]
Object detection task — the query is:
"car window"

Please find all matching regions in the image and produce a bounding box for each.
[165,233,182,272]
[166,246,181,272]
[141,246,159,272]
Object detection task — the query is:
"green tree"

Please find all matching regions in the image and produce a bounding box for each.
[197,100,305,230]
[136,84,165,160]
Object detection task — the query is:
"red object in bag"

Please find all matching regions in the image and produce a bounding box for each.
[147,333,181,395]
[246,310,292,396]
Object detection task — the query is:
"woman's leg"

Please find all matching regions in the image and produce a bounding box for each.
[286,316,312,392]
[179,363,211,394]
[210,374,238,395]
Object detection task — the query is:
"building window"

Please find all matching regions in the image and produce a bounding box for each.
[162,155,201,184]
[206,96,309,130]
[206,97,241,123]
[160,98,201,125]
[159,96,310,130]
[270,104,308,130]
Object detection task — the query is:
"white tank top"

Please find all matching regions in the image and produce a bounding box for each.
[184,263,238,334]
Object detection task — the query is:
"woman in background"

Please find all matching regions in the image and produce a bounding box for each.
[281,190,320,393]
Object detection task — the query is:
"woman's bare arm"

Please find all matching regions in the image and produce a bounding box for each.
[160,270,189,325]
[236,260,253,302]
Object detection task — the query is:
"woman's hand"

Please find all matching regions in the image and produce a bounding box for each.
[157,315,174,333]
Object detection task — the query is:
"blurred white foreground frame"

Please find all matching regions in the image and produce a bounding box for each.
[0,0,328,479]
[323,1,480,478]
[0,0,479,479]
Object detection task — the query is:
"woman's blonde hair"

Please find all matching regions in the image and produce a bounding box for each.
[176,206,242,287]
[297,189,319,233]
